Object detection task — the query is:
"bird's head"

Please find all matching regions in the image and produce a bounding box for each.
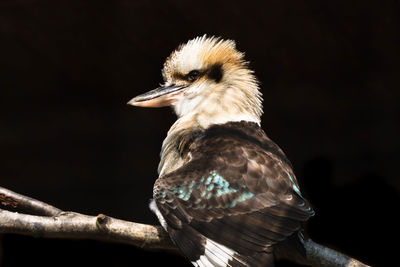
[128,35,263,128]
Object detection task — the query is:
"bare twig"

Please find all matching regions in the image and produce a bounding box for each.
[0,186,370,266]
[0,209,175,251]
[303,239,369,267]
[0,187,61,216]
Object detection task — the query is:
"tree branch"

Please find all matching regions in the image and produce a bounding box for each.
[0,209,175,251]
[0,186,370,266]
[0,187,61,216]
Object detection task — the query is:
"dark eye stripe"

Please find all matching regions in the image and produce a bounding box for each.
[185,70,202,82]
[207,63,223,83]
[173,64,223,83]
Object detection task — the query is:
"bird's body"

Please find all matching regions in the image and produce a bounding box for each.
[129,36,314,266]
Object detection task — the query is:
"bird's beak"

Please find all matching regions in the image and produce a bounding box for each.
[127,84,187,107]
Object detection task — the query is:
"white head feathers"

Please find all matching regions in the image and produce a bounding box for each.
[162,35,263,128]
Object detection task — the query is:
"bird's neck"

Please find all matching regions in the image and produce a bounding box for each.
[174,83,263,129]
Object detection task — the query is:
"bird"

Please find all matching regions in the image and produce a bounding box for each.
[128,35,314,267]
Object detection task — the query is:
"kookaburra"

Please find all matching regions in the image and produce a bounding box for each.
[128,35,314,267]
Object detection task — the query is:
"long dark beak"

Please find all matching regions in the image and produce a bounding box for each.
[127,84,187,107]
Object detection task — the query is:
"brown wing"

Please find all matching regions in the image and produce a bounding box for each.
[153,122,314,266]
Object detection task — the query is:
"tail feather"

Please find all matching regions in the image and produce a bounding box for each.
[168,225,275,267]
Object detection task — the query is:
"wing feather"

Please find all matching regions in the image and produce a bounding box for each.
[153,122,314,265]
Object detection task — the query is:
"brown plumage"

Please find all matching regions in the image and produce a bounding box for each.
[153,122,313,266]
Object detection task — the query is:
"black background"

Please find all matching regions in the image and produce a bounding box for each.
[1,1,399,266]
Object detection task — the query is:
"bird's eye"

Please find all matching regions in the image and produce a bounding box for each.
[185,70,202,82]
